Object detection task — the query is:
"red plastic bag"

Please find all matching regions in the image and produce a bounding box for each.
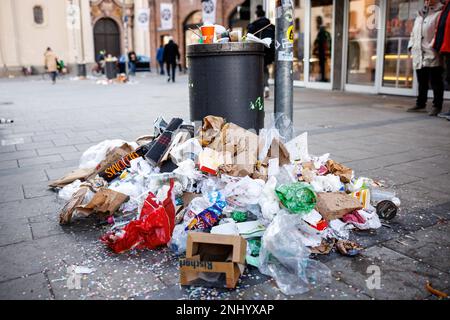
[101,180,176,253]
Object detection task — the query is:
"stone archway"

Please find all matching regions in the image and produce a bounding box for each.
[93,18,121,60]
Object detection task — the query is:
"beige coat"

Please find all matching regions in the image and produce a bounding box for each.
[44,50,58,72]
[408,4,443,70]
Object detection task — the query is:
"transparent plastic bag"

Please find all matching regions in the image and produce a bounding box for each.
[168,224,188,255]
[258,213,331,295]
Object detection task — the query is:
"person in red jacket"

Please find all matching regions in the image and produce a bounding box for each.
[434,0,450,119]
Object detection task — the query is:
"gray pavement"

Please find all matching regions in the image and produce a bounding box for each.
[0,73,449,300]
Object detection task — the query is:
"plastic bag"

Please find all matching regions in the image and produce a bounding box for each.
[285,132,309,162]
[100,180,176,253]
[343,210,382,230]
[258,176,281,222]
[310,174,344,193]
[170,138,203,164]
[222,176,265,206]
[79,140,137,169]
[258,213,331,295]
[58,180,82,201]
[275,182,317,215]
[168,224,188,255]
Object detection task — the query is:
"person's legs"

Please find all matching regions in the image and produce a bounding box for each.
[159,62,165,75]
[264,65,270,98]
[51,71,57,84]
[428,66,444,116]
[408,68,429,112]
[171,63,176,82]
[166,63,171,82]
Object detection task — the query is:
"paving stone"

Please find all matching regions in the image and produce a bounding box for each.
[23,181,55,199]
[0,233,82,282]
[0,195,59,219]
[0,184,24,203]
[383,222,450,273]
[326,246,449,299]
[0,272,51,300]
[0,150,36,161]
[0,145,16,153]
[16,141,55,151]
[0,217,32,246]
[0,159,18,170]
[45,166,78,181]
[0,167,48,187]
[18,155,63,168]
[37,145,77,156]
[52,136,90,147]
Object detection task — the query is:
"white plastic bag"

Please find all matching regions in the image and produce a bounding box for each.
[258,213,331,295]
[58,180,82,201]
[285,132,309,162]
[310,174,343,193]
[170,138,203,165]
[222,176,265,206]
[258,176,281,222]
[78,140,138,169]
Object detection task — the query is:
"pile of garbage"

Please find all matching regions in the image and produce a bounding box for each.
[192,24,272,48]
[49,115,400,295]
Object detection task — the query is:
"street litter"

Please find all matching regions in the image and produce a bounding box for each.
[49,114,401,295]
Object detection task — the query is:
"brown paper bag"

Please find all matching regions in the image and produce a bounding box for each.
[199,116,225,147]
[326,160,353,183]
[49,168,96,188]
[315,192,363,221]
[59,187,90,225]
[76,188,129,217]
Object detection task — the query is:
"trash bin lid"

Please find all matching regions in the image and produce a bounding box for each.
[187,43,265,57]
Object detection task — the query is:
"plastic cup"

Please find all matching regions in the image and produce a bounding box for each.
[201,25,215,44]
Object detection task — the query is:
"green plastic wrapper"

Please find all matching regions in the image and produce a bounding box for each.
[231,211,248,222]
[275,182,317,215]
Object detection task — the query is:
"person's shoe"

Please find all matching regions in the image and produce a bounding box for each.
[429,107,442,117]
[264,86,270,99]
[167,77,171,83]
[407,105,426,112]
[438,112,450,119]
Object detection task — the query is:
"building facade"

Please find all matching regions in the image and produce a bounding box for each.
[0,0,255,76]
[0,0,448,99]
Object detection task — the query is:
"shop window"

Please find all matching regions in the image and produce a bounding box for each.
[33,5,44,25]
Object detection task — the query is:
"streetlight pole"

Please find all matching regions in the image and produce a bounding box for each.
[274,0,294,140]
[122,0,129,78]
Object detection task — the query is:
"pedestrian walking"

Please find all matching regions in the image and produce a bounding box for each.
[247,5,275,98]
[163,38,180,83]
[128,51,137,76]
[156,45,165,75]
[44,47,58,84]
[407,0,445,116]
[313,16,332,83]
[434,0,450,120]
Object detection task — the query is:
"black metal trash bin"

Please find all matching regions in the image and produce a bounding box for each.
[105,61,117,80]
[77,64,87,77]
[187,43,265,131]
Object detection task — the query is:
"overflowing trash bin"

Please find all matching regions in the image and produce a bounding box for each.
[187,43,265,131]
[105,60,117,80]
[47,23,402,296]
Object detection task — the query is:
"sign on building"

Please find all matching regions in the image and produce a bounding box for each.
[160,3,173,30]
[137,8,150,29]
[202,0,217,24]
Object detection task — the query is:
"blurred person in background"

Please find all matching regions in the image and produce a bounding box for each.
[44,47,58,84]
[163,38,180,83]
[407,0,444,116]
[434,0,450,120]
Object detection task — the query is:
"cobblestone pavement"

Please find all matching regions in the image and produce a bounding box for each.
[0,73,449,300]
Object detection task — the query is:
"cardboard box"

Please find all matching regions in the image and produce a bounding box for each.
[316,192,363,221]
[180,233,247,288]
